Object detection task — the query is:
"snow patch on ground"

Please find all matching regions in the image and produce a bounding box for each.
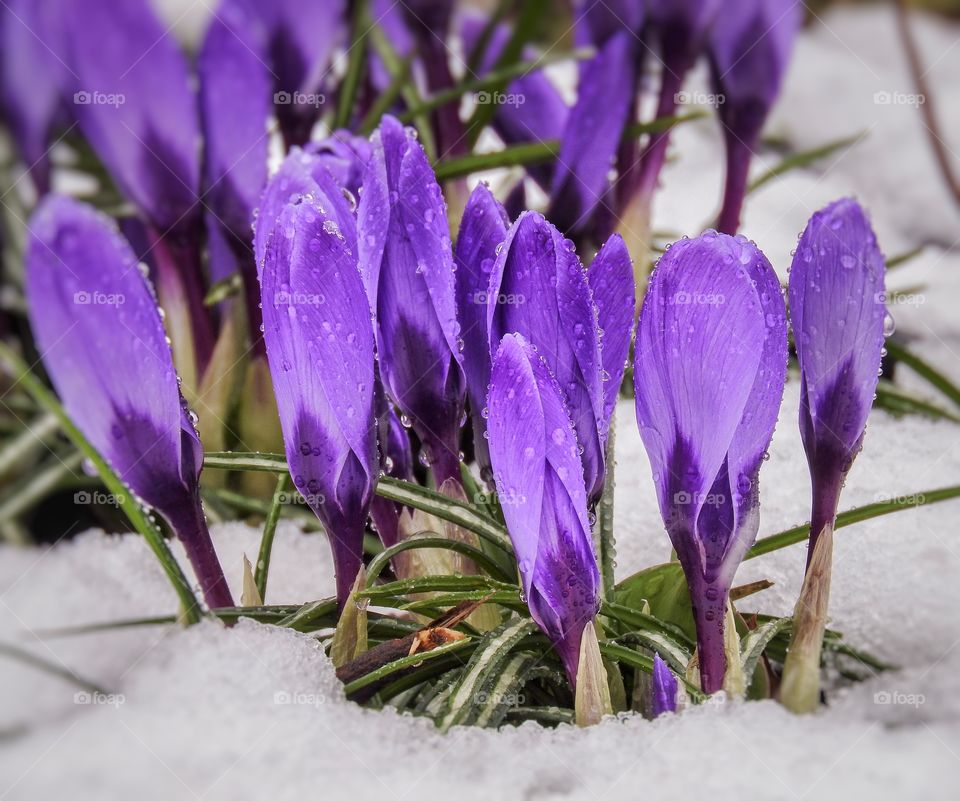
[3,6,960,800]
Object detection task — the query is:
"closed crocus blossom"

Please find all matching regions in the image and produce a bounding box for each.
[781,198,886,713]
[709,0,802,234]
[358,115,466,489]
[487,212,606,501]
[651,653,679,717]
[0,0,67,194]
[634,231,787,693]
[487,334,601,688]
[64,0,212,389]
[25,196,233,609]
[455,182,510,476]
[260,193,377,608]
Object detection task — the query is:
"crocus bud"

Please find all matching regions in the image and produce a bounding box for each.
[454,182,510,477]
[781,198,886,713]
[26,196,233,609]
[487,212,606,501]
[487,333,601,689]
[633,230,787,693]
[259,194,378,607]
[709,0,802,233]
[651,653,679,717]
[358,115,466,489]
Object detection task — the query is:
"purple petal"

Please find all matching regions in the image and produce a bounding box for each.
[0,0,68,193]
[549,32,636,233]
[455,182,510,474]
[254,148,358,277]
[488,212,605,500]
[358,115,465,488]
[198,0,272,241]
[588,233,635,436]
[25,195,231,607]
[651,652,679,716]
[789,199,886,541]
[260,196,377,606]
[64,0,200,231]
[573,0,645,45]
[487,333,600,685]
[305,130,372,200]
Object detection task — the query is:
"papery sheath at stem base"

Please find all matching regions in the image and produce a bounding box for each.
[689,576,730,694]
[807,469,843,572]
[574,621,613,726]
[781,521,834,714]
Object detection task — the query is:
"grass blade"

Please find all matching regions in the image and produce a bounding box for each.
[748,132,866,194]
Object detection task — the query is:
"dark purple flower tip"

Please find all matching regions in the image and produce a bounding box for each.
[709,0,803,234]
[647,0,723,73]
[260,194,378,607]
[369,374,415,549]
[0,0,67,194]
[455,182,510,476]
[789,198,886,547]
[64,0,200,233]
[651,653,679,716]
[487,333,601,687]
[549,31,637,234]
[198,0,272,243]
[254,147,358,279]
[305,130,372,201]
[487,211,606,501]
[25,195,232,608]
[459,11,568,188]
[634,230,787,692]
[358,115,466,489]
[587,234,636,436]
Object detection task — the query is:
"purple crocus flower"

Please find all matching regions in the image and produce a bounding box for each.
[789,199,886,563]
[370,378,415,549]
[633,231,787,693]
[306,130,372,201]
[487,212,606,501]
[487,333,601,686]
[25,196,233,609]
[0,0,68,194]
[64,0,212,382]
[358,115,466,489]
[709,0,802,234]
[651,653,679,717]
[454,182,510,477]
[259,193,378,607]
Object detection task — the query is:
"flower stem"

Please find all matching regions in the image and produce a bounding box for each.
[164,494,234,610]
[690,577,729,694]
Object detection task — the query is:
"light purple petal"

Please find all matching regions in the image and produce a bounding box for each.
[260,196,377,605]
[455,182,509,473]
[198,0,272,241]
[588,233,635,435]
[488,211,605,500]
[305,130,372,200]
[549,32,636,233]
[487,333,599,684]
[358,115,465,487]
[651,652,679,716]
[64,0,200,231]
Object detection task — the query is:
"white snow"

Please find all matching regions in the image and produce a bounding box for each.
[3,6,960,800]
